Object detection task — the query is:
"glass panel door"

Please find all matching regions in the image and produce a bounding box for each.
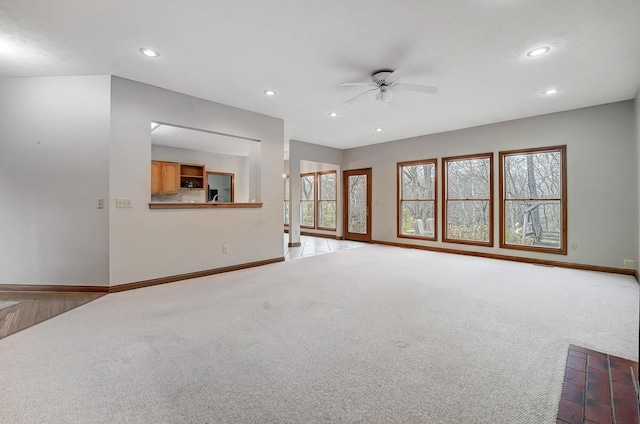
[343,168,372,242]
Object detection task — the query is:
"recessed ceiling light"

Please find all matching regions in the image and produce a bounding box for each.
[544,88,558,95]
[527,46,550,57]
[0,39,16,55]
[328,112,339,117]
[374,128,383,132]
[264,90,276,96]
[139,48,160,58]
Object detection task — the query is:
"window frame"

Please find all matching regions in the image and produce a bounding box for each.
[317,171,337,231]
[499,145,567,254]
[442,152,494,247]
[300,173,316,229]
[283,175,289,226]
[397,159,438,241]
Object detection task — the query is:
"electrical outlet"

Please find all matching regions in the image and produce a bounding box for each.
[223,245,229,254]
[116,198,132,208]
[97,198,104,209]
[569,242,577,251]
[623,260,635,270]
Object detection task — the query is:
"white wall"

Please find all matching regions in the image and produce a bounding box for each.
[635,90,640,271]
[288,140,344,244]
[110,77,284,286]
[300,161,339,173]
[151,145,250,203]
[343,101,638,270]
[0,76,111,286]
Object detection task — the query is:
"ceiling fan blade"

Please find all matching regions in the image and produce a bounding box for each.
[386,67,407,83]
[392,83,439,94]
[338,82,377,87]
[343,88,378,105]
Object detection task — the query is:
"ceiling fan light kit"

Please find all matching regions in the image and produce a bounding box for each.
[375,87,393,103]
[339,68,438,105]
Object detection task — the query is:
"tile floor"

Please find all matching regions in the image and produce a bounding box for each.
[557,344,639,424]
[284,234,368,260]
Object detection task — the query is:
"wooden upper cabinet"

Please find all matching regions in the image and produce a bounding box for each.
[151,161,161,194]
[151,161,179,195]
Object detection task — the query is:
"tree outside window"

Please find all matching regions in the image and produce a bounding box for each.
[500,146,566,254]
[443,153,493,246]
[398,159,437,239]
[283,176,289,225]
[300,174,315,228]
[318,172,337,230]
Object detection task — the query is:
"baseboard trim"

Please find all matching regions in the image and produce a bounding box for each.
[0,257,286,294]
[288,242,302,247]
[300,231,340,240]
[284,230,342,240]
[372,240,637,277]
[0,284,109,294]
[109,257,285,293]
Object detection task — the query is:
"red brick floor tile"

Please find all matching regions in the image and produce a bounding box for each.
[565,367,586,387]
[611,367,636,388]
[586,399,613,424]
[559,346,639,424]
[587,368,609,387]
[569,351,588,362]
[567,355,587,372]
[569,345,590,353]
[588,356,610,373]
[585,369,610,404]
[586,377,611,403]
[557,398,584,424]
[610,356,638,377]
[609,354,638,367]
[614,399,640,423]
[561,381,585,405]
[612,381,638,405]
[584,349,608,360]
[610,360,633,372]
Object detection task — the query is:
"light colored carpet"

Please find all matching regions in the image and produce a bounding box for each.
[0,300,19,310]
[0,245,637,423]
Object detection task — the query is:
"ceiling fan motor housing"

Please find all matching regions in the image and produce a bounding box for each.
[372,70,393,86]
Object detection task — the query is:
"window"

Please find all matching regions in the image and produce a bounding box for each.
[283,175,289,225]
[318,172,337,230]
[443,153,493,246]
[300,173,315,228]
[500,145,566,254]
[398,159,437,239]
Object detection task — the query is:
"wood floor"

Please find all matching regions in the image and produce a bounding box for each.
[0,292,104,340]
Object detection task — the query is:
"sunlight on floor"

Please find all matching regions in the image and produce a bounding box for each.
[283,234,367,260]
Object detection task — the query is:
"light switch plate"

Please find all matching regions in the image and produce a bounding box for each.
[116,198,132,208]
[97,198,104,209]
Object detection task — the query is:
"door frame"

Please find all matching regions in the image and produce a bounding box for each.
[342,168,372,242]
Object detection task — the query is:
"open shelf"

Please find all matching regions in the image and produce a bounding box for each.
[180,163,205,189]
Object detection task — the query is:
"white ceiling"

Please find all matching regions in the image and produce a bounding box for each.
[2,0,639,151]
[151,123,254,157]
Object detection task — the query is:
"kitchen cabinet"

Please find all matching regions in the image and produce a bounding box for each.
[180,163,205,189]
[151,161,179,195]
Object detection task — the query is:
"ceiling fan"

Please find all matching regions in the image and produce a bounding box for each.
[339,68,438,105]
